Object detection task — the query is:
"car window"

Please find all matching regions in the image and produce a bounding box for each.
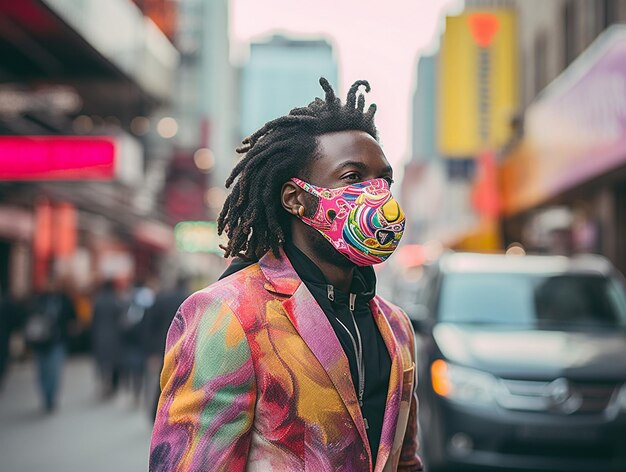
[438,274,533,325]
[607,277,626,323]
[438,272,626,328]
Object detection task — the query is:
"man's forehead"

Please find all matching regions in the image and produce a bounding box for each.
[314,130,389,167]
[316,130,378,151]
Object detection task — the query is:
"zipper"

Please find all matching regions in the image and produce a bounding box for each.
[328,287,368,429]
[348,293,365,408]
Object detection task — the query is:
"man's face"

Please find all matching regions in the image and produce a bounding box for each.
[298,130,394,267]
[306,130,393,189]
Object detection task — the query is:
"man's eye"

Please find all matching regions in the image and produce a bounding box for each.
[343,172,360,182]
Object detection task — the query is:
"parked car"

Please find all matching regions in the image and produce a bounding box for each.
[407,252,626,472]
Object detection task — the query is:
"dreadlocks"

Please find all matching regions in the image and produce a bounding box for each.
[217,77,378,260]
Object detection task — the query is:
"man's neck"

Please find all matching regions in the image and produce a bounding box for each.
[289,234,355,293]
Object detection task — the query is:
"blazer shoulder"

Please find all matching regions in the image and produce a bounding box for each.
[177,263,263,318]
[375,295,410,322]
[176,262,273,332]
[375,295,414,337]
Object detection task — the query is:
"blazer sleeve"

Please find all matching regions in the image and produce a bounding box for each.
[398,311,424,472]
[149,292,256,472]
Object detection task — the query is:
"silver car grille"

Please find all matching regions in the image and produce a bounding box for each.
[496,378,618,415]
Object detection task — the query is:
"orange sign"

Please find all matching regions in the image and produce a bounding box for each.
[468,13,500,47]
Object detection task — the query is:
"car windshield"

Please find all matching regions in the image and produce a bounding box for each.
[438,272,626,328]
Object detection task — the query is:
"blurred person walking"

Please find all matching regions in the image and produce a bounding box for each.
[150,79,422,471]
[0,290,24,388]
[120,278,155,405]
[24,280,76,413]
[0,288,16,388]
[92,280,123,398]
[143,277,189,420]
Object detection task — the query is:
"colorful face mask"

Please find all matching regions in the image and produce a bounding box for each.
[291,177,405,266]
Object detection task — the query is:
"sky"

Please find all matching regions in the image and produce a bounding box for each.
[230,0,462,167]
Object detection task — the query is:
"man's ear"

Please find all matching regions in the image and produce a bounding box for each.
[281,181,304,217]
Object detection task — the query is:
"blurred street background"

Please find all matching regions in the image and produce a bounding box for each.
[0,356,151,472]
[1,0,626,471]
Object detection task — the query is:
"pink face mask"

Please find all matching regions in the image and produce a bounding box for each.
[291,177,405,266]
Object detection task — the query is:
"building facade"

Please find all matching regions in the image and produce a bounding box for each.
[403,0,626,276]
[402,2,518,251]
[500,0,626,276]
[0,0,180,298]
[411,55,439,162]
[240,35,338,140]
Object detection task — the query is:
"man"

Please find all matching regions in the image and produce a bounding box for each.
[92,279,123,398]
[150,78,422,472]
[25,279,76,412]
[120,278,156,404]
[0,287,15,388]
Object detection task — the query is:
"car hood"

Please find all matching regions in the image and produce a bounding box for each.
[433,323,626,381]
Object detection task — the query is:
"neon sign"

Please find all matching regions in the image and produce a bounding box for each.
[0,136,117,180]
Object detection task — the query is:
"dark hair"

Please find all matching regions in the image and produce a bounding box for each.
[217,77,378,260]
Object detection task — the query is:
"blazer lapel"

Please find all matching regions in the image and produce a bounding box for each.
[259,249,372,461]
[370,299,403,472]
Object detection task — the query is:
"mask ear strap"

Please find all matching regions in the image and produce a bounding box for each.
[291,177,323,198]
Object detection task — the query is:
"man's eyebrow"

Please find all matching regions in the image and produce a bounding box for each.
[335,161,368,171]
[335,161,393,174]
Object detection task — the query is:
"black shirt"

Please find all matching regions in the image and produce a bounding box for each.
[220,246,392,466]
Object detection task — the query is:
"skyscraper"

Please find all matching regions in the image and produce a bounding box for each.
[411,54,438,162]
[240,35,338,139]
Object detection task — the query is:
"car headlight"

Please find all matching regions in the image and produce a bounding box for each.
[431,359,497,405]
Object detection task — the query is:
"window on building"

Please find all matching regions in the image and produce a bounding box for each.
[615,184,626,278]
[604,0,626,25]
[564,1,578,67]
[619,0,626,21]
[534,33,548,95]
[604,0,615,27]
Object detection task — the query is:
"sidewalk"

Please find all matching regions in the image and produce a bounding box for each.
[0,356,153,472]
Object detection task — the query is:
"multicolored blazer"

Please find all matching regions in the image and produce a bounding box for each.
[150,248,422,472]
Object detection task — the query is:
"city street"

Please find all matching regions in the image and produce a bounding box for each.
[2,0,626,471]
[0,356,152,472]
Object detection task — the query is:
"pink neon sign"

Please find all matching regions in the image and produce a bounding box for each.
[0,136,117,180]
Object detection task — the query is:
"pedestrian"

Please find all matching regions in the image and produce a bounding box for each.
[24,280,76,413]
[120,278,155,405]
[143,277,189,420]
[150,78,422,471]
[0,287,13,389]
[91,279,123,398]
